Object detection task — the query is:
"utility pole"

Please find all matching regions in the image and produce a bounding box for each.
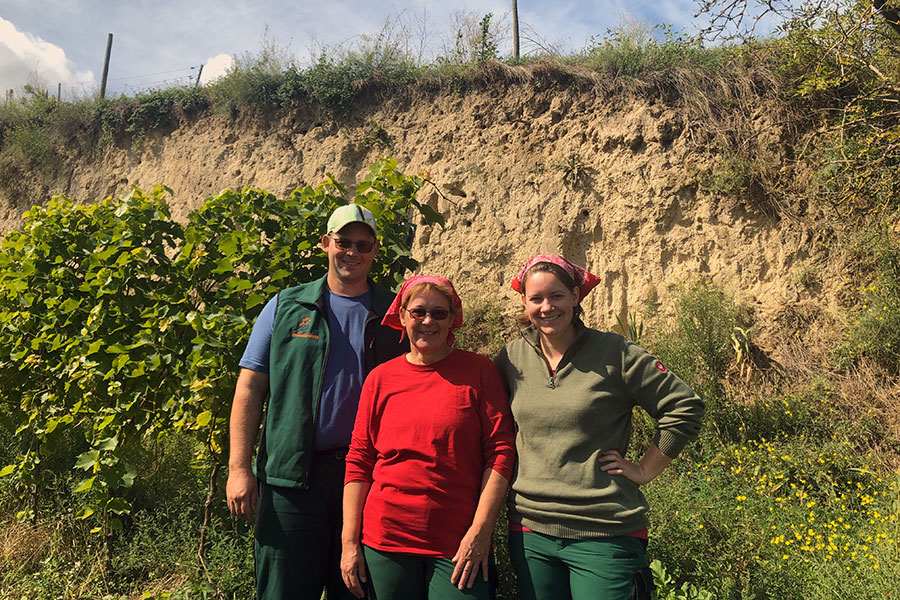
[195,64,204,87]
[512,0,520,60]
[100,33,113,99]
[57,83,61,102]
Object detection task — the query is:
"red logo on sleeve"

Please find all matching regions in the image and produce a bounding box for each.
[655,361,667,373]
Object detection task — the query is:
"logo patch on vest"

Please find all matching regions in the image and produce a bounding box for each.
[292,317,319,339]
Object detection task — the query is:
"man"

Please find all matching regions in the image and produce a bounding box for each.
[226,204,408,599]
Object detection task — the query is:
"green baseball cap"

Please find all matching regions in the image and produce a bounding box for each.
[326,204,378,237]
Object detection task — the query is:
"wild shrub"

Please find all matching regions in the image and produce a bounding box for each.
[578,22,723,78]
[4,123,52,164]
[0,90,58,164]
[453,300,516,358]
[841,217,900,372]
[650,280,737,407]
[701,152,768,196]
[297,46,420,115]
[647,436,900,599]
[438,11,505,66]
[208,42,294,116]
[758,1,900,214]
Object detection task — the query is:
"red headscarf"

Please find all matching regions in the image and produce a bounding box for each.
[510,254,601,298]
[382,275,464,346]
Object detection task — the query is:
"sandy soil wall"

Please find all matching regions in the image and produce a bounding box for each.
[0,82,831,353]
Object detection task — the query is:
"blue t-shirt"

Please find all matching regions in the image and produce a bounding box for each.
[238,289,373,451]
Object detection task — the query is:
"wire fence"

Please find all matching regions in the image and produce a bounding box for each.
[5,64,205,104]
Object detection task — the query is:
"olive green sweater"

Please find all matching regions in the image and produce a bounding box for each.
[494,322,704,539]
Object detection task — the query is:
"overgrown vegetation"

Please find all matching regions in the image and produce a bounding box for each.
[840,213,900,373]
[631,278,900,598]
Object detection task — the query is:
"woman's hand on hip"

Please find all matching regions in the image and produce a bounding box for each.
[451,525,490,590]
[340,540,367,599]
[598,449,653,485]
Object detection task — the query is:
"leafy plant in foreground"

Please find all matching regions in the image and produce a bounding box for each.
[0,158,442,565]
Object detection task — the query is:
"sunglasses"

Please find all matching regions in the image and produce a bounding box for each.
[403,307,451,321]
[329,235,375,254]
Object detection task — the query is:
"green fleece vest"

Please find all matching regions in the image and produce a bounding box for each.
[254,276,402,489]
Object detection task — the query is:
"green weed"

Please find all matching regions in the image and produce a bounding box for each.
[363,121,393,149]
[615,311,645,343]
[793,262,820,289]
[701,152,766,196]
[841,217,900,373]
[646,438,900,599]
[454,300,515,358]
[554,153,588,188]
[577,22,722,78]
[651,559,713,600]
[651,279,737,406]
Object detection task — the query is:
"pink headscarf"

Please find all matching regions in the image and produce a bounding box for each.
[382,275,464,346]
[511,254,601,298]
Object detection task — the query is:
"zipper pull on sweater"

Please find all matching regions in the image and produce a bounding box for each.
[549,375,555,389]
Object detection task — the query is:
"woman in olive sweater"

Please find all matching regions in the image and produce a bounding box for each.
[494,254,705,600]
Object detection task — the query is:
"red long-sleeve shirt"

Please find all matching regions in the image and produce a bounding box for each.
[345,349,516,558]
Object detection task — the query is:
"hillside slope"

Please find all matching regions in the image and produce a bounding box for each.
[0,70,839,366]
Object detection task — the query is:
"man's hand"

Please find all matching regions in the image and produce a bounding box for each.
[226,368,268,521]
[226,467,258,521]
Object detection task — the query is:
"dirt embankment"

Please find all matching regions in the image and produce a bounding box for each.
[0,76,836,365]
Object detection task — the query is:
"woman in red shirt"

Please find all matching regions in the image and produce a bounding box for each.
[341,276,516,600]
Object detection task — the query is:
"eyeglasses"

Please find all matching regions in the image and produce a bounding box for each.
[403,307,451,321]
[328,235,375,254]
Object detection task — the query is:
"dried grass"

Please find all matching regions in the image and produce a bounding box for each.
[0,520,50,573]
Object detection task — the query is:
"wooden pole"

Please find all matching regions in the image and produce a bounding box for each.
[512,0,520,60]
[195,64,204,87]
[100,33,113,99]
[57,82,61,102]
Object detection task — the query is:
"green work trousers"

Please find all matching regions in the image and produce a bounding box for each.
[508,530,649,600]
[363,545,491,600]
[255,451,356,600]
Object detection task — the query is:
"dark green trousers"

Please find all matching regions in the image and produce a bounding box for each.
[363,546,491,600]
[509,530,648,600]
[255,452,356,600]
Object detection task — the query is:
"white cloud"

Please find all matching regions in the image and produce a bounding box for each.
[0,17,94,97]
[199,53,234,84]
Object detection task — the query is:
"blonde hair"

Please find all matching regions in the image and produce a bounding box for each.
[402,282,455,313]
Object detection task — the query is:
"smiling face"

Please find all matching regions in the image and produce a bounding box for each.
[321,222,378,295]
[399,287,454,364]
[521,270,580,341]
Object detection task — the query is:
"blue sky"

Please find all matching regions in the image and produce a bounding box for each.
[1,0,704,98]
